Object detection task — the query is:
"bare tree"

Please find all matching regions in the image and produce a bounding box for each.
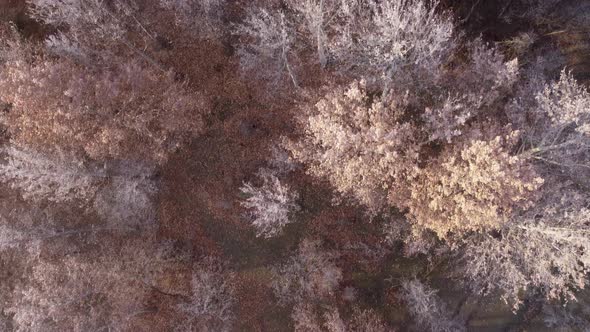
[460,191,590,311]
[273,239,342,304]
[331,0,456,84]
[0,145,102,204]
[287,0,340,69]
[240,168,300,238]
[159,0,226,38]
[176,257,236,332]
[401,279,466,332]
[235,8,299,88]
[6,237,173,332]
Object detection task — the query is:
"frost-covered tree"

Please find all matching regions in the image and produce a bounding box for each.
[6,237,172,332]
[28,0,128,41]
[537,69,590,135]
[331,0,456,84]
[235,8,299,88]
[0,54,205,163]
[93,160,158,228]
[273,239,342,304]
[286,0,340,69]
[0,145,158,229]
[291,303,390,332]
[460,192,590,311]
[286,72,535,238]
[0,145,102,204]
[286,80,422,216]
[510,68,590,184]
[176,257,236,332]
[240,168,300,238]
[236,0,457,87]
[400,279,465,332]
[406,134,543,239]
[530,70,590,167]
[27,0,142,67]
[159,0,226,37]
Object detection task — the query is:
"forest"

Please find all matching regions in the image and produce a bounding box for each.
[0,0,589,331]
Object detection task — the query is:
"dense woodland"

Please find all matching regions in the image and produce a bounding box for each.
[0,0,589,331]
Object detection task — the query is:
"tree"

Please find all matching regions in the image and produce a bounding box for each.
[235,0,457,88]
[400,279,465,332]
[93,160,158,229]
[0,145,158,230]
[331,0,456,85]
[460,194,590,311]
[176,257,236,332]
[158,0,226,38]
[240,168,300,238]
[6,236,172,332]
[272,239,342,304]
[0,145,101,204]
[0,54,205,163]
[27,0,167,69]
[285,80,422,216]
[286,0,340,69]
[235,7,299,88]
[510,68,590,185]
[285,72,537,239]
[292,303,391,332]
[405,134,543,239]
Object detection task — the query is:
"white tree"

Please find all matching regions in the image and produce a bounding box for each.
[287,0,340,69]
[538,70,590,129]
[235,8,299,88]
[236,0,457,88]
[93,160,157,229]
[400,279,465,332]
[331,0,456,84]
[6,237,171,332]
[460,192,590,311]
[0,145,102,204]
[292,303,390,332]
[510,68,590,183]
[273,239,342,304]
[159,0,226,37]
[176,257,236,332]
[28,0,127,40]
[240,168,300,238]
